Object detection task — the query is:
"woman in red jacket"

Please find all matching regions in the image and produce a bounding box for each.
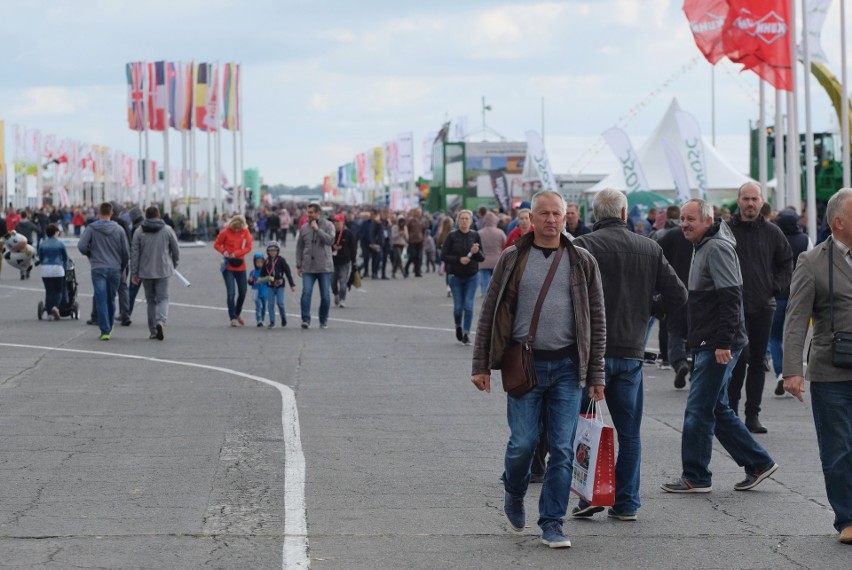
[214,215,253,326]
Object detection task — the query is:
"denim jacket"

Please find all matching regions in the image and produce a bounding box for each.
[37,237,68,268]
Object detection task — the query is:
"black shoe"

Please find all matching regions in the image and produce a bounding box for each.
[571,502,605,518]
[455,326,463,342]
[462,334,471,346]
[734,462,779,491]
[745,415,768,434]
[530,472,545,484]
[156,323,164,340]
[121,319,132,326]
[86,319,97,326]
[774,375,785,396]
[674,366,689,389]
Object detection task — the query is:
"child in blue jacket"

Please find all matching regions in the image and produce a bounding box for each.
[247,252,271,326]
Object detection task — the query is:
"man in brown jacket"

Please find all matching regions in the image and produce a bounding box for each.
[404,208,424,277]
[783,188,852,544]
[471,190,606,549]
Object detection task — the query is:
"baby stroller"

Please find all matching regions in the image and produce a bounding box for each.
[37,258,80,320]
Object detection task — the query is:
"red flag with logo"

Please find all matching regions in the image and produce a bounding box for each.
[683,0,730,64]
[722,0,793,91]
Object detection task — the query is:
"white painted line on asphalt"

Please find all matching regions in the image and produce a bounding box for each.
[0,342,309,570]
[0,283,458,333]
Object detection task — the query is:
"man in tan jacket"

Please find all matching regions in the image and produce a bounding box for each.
[783,188,852,545]
[470,190,606,549]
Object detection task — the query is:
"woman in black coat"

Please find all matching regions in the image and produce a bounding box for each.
[440,209,484,345]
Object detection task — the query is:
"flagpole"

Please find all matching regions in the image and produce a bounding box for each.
[711,66,716,146]
[207,131,212,217]
[774,89,786,208]
[759,80,768,195]
[801,0,817,242]
[842,0,851,188]
[786,0,800,212]
[238,63,245,214]
[163,63,172,217]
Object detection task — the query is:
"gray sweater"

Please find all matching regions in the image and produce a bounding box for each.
[131,219,180,279]
[512,246,575,350]
[78,219,129,272]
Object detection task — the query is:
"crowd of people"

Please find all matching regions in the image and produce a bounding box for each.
[2,185,849,551]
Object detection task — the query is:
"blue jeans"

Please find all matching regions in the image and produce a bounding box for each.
[448,273,479,333]
[581,357,644,514]
[478,268,493,296]
[503,357,582,529]
[254,294,267,322]
[301,272,331,325]
[222,270,247,320]
[682,349,775,485]
[268,287,287,325]
[91,267,120,334]
[811,380,852,532]
[768,298,788,376]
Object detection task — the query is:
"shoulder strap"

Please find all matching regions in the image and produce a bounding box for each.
[830,238,835,333]
[525,245,565,345]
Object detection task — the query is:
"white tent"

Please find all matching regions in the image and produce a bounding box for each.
[587,98,754,203]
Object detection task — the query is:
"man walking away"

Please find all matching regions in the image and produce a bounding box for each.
[661,199,778,495]
[130,206,179,340]
[572,189,687,521]
[78,202,129,340]
[783,188,852,545]
[727,182,793,433]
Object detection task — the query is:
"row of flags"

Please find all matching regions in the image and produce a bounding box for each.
[126,61,241,133]
[684,0,821,91]
[322,133,416,197]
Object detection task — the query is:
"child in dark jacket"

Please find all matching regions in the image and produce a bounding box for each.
[263,241,296,328]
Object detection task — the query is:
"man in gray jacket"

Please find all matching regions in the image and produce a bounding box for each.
[296,203,335,329]
[130,206,179,340]
[78,202,129,340]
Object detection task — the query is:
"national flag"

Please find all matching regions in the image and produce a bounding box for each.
[222,63,240,131]
[722,0,793,91]
[194,62,210,131]
[126,62,148,131]
[170,62,193,130]
[206,63,220,133]
[683,0,729,64]
[149,61,168,131]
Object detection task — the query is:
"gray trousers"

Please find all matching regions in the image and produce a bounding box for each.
[142,277,170,333]
[331,262,351,302]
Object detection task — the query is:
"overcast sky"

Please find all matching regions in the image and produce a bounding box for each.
[1,0,848,186]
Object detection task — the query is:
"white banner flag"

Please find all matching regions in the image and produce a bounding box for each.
[422,132,436,180]
[397,133,414,183]
[661,138,693,204]
[601,127,650,194]
[675,111,709,200]
[452,116,468,142]
[799,0,832,64]
[524,130,559,193]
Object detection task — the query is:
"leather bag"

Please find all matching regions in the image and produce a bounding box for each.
[828,240,852,369]
[501,245,564,398]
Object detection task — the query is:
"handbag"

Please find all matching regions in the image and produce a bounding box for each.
[501,245,564,398]
[227,257,243,268]
[828,239,852,369]
[571,400,616,506]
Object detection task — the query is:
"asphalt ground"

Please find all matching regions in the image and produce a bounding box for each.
[0,237,848,569]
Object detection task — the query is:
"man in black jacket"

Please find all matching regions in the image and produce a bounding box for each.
[727,183,793,433]
[331,214,358,308]
[572,188,687,521]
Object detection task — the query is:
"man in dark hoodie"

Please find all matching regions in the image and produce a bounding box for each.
[130,206,179,340]
[661,199,778,494]
[769,207,812,395]
[78,202,130,340]
[726,182,793,434]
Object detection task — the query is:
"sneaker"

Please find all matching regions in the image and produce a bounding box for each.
[571,501,604,518]
[607,508,638,521]
[338,302,345,308]
[660,478,712,493]
[447,286,452,298]
[320,322,328,329]
[301,321,309,329]
[120,319,132,326]
[774,374,785,396]
[268,323,275,329]
[236,316,245,326]
[334,294,340,306]
[230,319,238,327]
[455,326,463,342]
[503,492,525,532]
[674,366,689,389]
[540,522,571,548]
[257,322,264,327]
[86,319,97,326]
[462,334,471,346]
[99,333,110,341]
[156,323,164,341]
[51,307,60,320]
[734,462,779,491]
[149,332,158,339]
[657,360,672,370]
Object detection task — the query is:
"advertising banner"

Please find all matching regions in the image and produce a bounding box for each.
[601,127,650,194]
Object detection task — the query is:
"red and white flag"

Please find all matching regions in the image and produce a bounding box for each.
[722,0,793,91]
[683,0,730,64]
[206,63,220,133]
[149,61,168,131]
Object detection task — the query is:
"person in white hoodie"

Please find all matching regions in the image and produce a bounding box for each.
[130,206,180,340]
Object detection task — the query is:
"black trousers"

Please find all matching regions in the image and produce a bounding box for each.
[728,307,775,417]
[405,242,423,276]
